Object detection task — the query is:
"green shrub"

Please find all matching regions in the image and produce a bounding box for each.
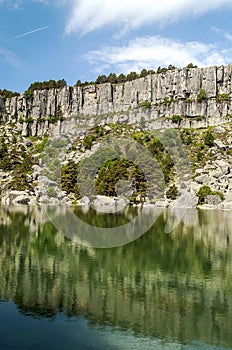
[34,137,48,153]
[197,89,208,102]
[26,116,33,123]
[139,100,151,109]
[204,131,215,147]
[48,115,59,123]
[61,160,80,197]
[197,185,224,204]
[216,93,230,101]
[197,185,212,203]
[83,135,95,150]
[166,185,178,200]
[47,186,57,198]
[196,115,205,121]
[171,115,182,124]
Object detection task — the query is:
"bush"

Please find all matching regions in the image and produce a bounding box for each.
[139,100,151,109]
[197,89,208,102]
[47,186,57,198]
[34,137,48,153]
[171,115,182,124]
[216,93,230,101]
[197,185,224,204]
[204,131,215,147]
[83,135,95,150]
[166,185,178,200]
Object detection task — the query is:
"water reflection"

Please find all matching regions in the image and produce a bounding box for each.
[0,205,232,348]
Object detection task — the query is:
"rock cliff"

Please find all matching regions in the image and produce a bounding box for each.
[2,64,232,208]
[1,64,232,137]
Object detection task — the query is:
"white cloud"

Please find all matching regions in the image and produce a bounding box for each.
[84,36,232,74]
[65,0,232,35]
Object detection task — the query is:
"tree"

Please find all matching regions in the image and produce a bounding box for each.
[157,66,167,74]
[168,64,177,70]
[117,73,126,83]
[0,89,20,98]
[140,69,148,78]
[107,73,117,84]
[75,80,82,87]
[204,131,215,147]
[126,71,138,81]
[95,75,108,84]
[186,63,198,69]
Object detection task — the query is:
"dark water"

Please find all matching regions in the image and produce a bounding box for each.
[0,205,232,350]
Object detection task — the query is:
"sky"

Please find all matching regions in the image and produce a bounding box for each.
[1,0,232,92]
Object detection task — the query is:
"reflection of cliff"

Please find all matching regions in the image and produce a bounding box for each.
[0,207,232,346]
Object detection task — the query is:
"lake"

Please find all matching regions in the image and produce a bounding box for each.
[0,205,232,350]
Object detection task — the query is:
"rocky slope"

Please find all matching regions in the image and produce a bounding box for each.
[1,64,232,208]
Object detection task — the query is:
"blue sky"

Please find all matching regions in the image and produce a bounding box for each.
[1,0,232,92]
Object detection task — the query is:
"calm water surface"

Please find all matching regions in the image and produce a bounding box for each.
[0,205,232,350]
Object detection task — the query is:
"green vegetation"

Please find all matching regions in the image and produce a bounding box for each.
[186,63,198,69]
[83,135,95,150]
[0,89,20,98]
[216,93,230,102]
[25,79,67,96]
[166,184,178,200]
[204,130,215,147]
[180,130,192,145]
[197,89,208,102]
[61,160,80,198]
[197,185,224,204]
[196,115,206,121]
[139,100,151,109]
[46,186,57,198]
[8,148,34,191]
[34,137,48,153]
[95,158,146,199]
[74,65,177,88]
[171,115,182,124]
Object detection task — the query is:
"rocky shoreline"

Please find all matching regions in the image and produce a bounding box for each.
[1,65,232,208]
[1,122,232,210]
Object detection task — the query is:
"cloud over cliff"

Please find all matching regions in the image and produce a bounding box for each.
[84,36,232,73]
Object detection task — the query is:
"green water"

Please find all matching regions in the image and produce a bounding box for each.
[0,205,232,349]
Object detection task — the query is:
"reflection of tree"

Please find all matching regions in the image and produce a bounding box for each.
[0,207,232,346]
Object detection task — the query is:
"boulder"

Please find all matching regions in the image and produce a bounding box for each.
[213,139,227,150]
[169,192,198,208]
[205,194,222,205]
[1,190,30,205]
[92,195,128,213]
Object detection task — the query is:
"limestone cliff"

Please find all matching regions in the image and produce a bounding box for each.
[1,64,232,137]
[2,64,232,208]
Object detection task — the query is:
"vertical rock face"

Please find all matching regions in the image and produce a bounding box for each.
[1,64,232,136]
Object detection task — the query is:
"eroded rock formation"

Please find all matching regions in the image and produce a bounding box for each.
[1,65,232,137]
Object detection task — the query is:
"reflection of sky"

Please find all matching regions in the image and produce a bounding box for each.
[0,302,228,350]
